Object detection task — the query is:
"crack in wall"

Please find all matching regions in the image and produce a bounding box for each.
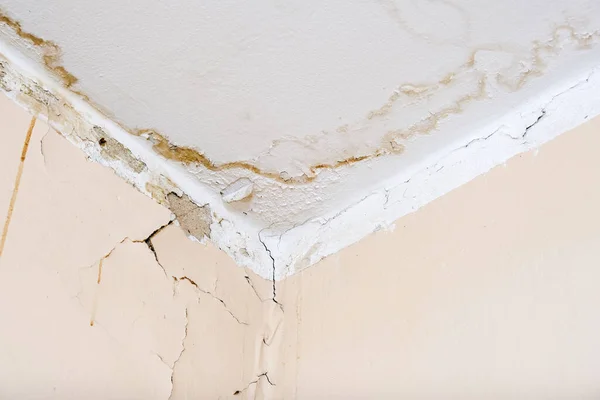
[168,308,188,400]
[174,276,248,325]
[233,372,275,396]
[244,274,265,302]
[2,6,599,287]
[258,232,283,310]
[87,238,125,327]
[131,219,174,277]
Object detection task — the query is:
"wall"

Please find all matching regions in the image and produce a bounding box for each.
[1,91,600,398]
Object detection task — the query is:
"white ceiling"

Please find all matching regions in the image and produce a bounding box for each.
[1,0,599,277]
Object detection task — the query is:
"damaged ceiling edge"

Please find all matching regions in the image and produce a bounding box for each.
[1,17,600,280]
[267,68,600,276]
[0,42,275,280]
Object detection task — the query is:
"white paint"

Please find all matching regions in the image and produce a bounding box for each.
[0,1,599,279]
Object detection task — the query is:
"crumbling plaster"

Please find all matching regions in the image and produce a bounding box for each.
[0,1,600,278]
[2,93,600,398]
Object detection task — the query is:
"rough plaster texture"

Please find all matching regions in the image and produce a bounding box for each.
[1,1,600,278]
[2,88,600,398]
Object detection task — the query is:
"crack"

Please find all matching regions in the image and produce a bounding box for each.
[80,230,188,399]
[174,276,248,325]
[168,307,188,400]
[84,218,174,324]
[462,127,502,149]
[153,351,170,369]
[258,372,275,386]
[233,372,275,396]
[244,273,264,302]
[258,233,283,310]
[85,218,174,279]
[387,68,599,211]
[91,238,123,267]
[521,110,546,139]
[86,239,125,327]
[39,126,51,165]
[131,219,174,277]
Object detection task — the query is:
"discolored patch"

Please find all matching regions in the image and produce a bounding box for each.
[93,127,145,173]
[167,193,212,240]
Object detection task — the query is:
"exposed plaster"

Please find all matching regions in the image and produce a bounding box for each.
[166,193,211,241]
[0,49,275,279]
[0,5,599,280]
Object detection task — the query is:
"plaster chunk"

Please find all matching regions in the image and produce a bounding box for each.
[221,177,254,203]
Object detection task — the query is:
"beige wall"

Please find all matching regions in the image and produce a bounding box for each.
[1,91,600,399]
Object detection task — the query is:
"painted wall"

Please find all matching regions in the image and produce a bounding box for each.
[1,91,600,398]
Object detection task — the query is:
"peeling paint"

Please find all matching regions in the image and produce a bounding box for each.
[1,3,599,280]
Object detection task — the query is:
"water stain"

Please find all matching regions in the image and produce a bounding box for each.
[0,116,36,260]
[0,11,76,87]
[0,9,598,185]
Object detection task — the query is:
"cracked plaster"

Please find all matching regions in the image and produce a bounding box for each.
[2,91,600,397]
[0,2,600,279]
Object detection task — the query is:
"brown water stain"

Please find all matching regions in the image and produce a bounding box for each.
[89,258,105,327]
[1,8,598,185]
[0,116,35,261]
[142,129,404,184]
[0,10,77,87]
